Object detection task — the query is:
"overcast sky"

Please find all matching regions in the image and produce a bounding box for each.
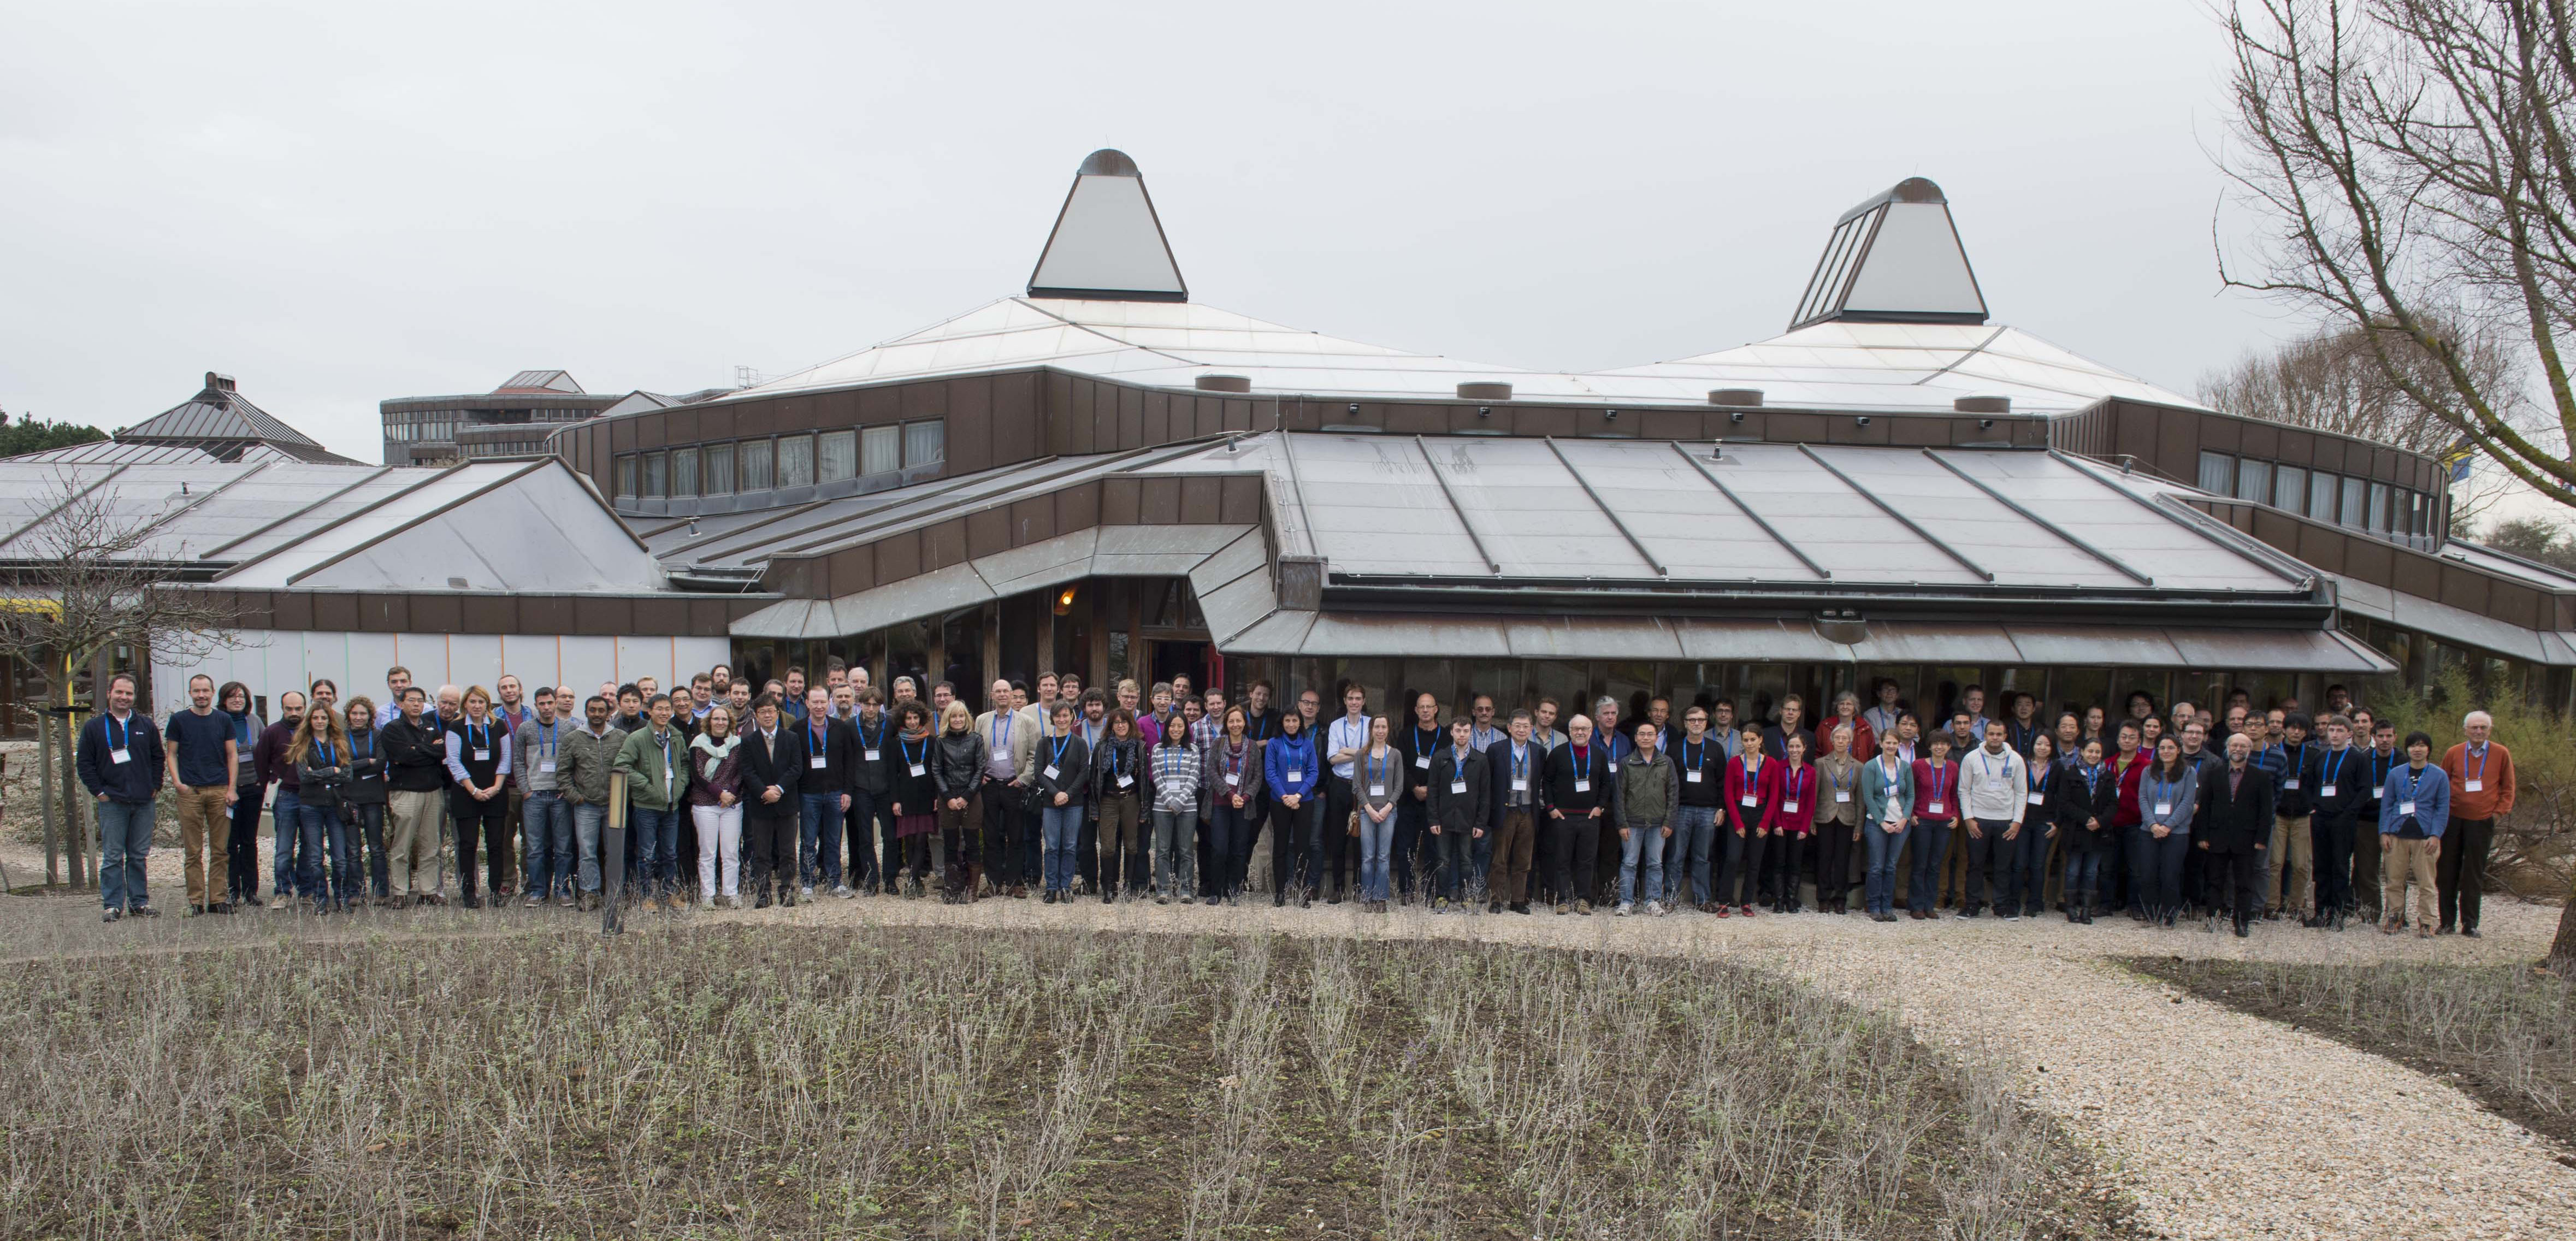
[3,1,2315,468]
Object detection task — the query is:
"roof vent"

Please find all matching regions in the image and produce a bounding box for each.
[1708,388,1764,407]
[204,371,237,393]
[1789,176,1988,331]
[1456,381,1513,401]
[1026,149,1187,303]
[1195,374,1250,393]
[1953,395,2011,414]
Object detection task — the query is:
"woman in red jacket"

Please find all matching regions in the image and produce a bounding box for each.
[1818,691,1876,761]
[1769,733,1818,913]
[1719,725,1781,917]
[2107,719,2152,919]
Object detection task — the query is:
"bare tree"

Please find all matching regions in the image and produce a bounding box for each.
[2218,0,2576,513]
[0,470,241,883]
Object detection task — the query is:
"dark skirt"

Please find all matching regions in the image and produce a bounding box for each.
[895,812,938,840]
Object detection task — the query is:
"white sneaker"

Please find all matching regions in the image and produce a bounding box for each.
[1645,900,1666,917]
[831,885,855,899]
[701,896,716,911]
[1614,902,1634,917]
[800,884,815,899]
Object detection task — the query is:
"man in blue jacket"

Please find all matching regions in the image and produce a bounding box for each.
[77,672,166,922]
[2378,730,2450,938]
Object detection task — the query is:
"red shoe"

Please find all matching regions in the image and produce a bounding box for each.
[1715,905,1732,918]
[1738,904,1757,918]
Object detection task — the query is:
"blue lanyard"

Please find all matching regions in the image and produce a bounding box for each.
[900,736,925,766]
[354,730,372,760]
[1367,748,1388,787]
[466,718,489,752]
[1924,763,1948,803]
[535,718,556,757]
[1048,735,1070,770]
[2324,747,2348,788]
[2468,745,2488,784]
[316,738,334,767]
[1510,744,1527,781]
[993,711,1012,750]
[1684,737,1705,771]
[860,717,885,749]
[2082,764,2100,796]
[107,714,128,751]
[2030,762,2048,791]
[1414,726,1436,757]
[1783,764,1806,802]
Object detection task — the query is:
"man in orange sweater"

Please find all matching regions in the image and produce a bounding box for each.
[2437,710,2516,938]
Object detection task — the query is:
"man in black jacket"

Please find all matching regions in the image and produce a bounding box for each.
[1540,714,1617,915]
[2195,732,2275,937]
[2305,714,2368,929]
[738,694,803,908]
[1426,716,1487,911]
[78,672,166,921]
[847,688,895,894]
[381,687,450,907]
[1484,711,1540,914]
[795,687,859,899]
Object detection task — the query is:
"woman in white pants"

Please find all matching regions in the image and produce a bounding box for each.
[686,706,745,908]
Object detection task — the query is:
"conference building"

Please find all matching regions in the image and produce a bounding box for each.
[2,149,2568,724]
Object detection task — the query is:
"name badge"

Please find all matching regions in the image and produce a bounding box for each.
[1414,754,1430,770]
[1368,783,1386,797]
[2320,783,2336,797]
[865,749,882,762]
[1449,779,1468,794]
[1511,778,1528,792]
[1739,793,1757,807]
[1835,789,1851,803]
[810,755,827,769]
[1042,764,1059,779]
[1926,800,1945,815]
[1573,777,1590,793]
[2026,791,2046,806]
[2154,802,2172,816]
[539,760,557,774]
[1608,760,1620,773]
[908,763,927,777]
[1782,800,1800,814]
[2465,779,2484,793]
[1224,772,1240,786]
[109,747,131,764]
[1286,769,1303,784]
[1118,773,1135,789]
[473,748,492,762]
[1685,769,1703,783]
[2399,800,2417,815]
[2284,778,2300,790]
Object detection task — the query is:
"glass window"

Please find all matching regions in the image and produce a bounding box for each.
[2197,451,2234,495]
[2310,470,2337,519]
[2339,476,2367,528]
[615,454,637,499]
[2273,464,2306,515]
[704,442,734,495]
[905,419,945,468]
[2368,481,2391,531]
[2234,458,2271,503]
[672,447,699,498]
[739,438,774,492]
[819,429,856,482]
[861,424,900,475]
[642,451,667,499]
[776,433,814,489]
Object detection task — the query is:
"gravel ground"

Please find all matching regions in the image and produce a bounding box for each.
[9,849,2574,1239]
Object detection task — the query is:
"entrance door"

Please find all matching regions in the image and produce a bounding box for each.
[1153,641,1209,693]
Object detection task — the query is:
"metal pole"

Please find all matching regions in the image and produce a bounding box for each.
[602,770,628,936]
[36,709,58,887]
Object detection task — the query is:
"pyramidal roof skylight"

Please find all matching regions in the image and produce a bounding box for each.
[1026,149,1187,303]
[1788,178,1988,331]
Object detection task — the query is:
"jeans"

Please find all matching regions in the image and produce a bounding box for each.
[347,802,388,898]
[2000,821,2051,914]
[293,801,342,902]
[631,805,683,896]
[2061,848,2104,908]
[522,791,574,899]
[1428,820,1472,900]
[270,788,303,900]
[1618,822,1665,905]
[1041,802,1084,893]
[1152,805,1198,896]
[97,799,153,912]
[572,802,607,893]
[1863,820,1910,914]
[1671,805,1720,905]
[1208,800,1255,899]
[1906,819,1952,914]
[1356,806,1394,902]
[798,791,842,888]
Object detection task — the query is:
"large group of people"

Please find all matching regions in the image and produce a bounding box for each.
[77,664,2519,941]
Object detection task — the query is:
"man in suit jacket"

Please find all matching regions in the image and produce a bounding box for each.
[1426,716,1488,911]
[2195,731,2274,936]
[738,694,805,908]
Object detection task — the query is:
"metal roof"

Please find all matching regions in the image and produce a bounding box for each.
[1133,433,2299,600]
[3,440,311,466]
[0,458,665,594]
[497,370,583,394]
[117,373,349,460]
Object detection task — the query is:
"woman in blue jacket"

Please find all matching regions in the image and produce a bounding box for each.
[1263,710,1321,907]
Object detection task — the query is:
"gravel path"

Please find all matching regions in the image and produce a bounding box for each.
[10,850,2574,1239]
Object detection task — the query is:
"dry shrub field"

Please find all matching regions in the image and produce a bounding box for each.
[2,926,2128,1239]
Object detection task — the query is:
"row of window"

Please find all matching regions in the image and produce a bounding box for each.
[2197,451,2436,546]
[615,421,945,500]
[386,421,455,443]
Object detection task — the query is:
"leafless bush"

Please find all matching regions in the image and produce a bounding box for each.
[1182,933,1283,1241]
